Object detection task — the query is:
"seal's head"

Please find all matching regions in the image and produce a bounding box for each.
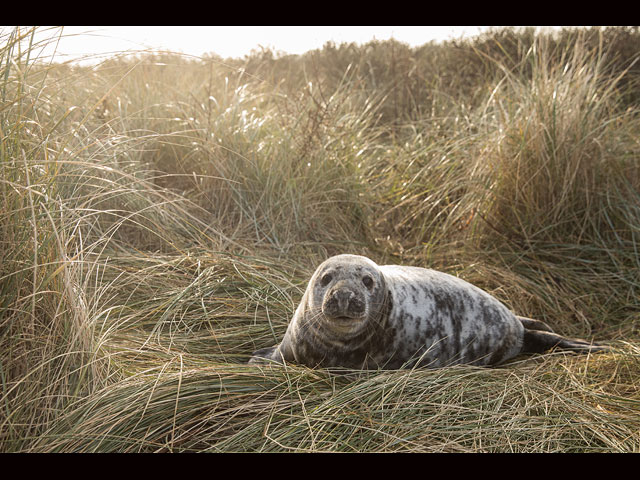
[305,254,388,335]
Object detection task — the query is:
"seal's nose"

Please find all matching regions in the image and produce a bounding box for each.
[324,287,365,318]
[334,288,354,311]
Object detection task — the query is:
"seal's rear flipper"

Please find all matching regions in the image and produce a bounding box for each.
[521,330,610,355]
[516,316,555,333]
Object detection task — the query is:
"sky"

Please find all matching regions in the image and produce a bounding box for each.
[21,26,547,64]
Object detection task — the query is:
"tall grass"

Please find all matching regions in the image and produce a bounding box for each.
[1,26,639,452]
[470,36,640,336]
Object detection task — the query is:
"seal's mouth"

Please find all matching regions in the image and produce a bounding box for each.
[326,313,365,322]
[323,300,366,317]
[324,313,367,333]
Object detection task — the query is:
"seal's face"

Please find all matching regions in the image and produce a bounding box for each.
[307,254,387,334]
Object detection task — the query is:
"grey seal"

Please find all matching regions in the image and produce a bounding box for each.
[249,254,608,369]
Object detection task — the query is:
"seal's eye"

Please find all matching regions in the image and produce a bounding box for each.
[362,275,374,289]
[320,273,332,287]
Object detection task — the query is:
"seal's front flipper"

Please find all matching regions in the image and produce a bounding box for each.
[248,345,284,365]
[521,330,610,355]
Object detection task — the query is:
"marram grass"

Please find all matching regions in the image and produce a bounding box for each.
[21,352,640,452]
[1,26,640,452]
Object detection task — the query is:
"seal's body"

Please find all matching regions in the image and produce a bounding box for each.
[249,255,607,369]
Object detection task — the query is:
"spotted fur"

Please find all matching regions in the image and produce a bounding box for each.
[249,254,608,369]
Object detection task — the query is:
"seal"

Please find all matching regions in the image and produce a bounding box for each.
[249,254,608,369]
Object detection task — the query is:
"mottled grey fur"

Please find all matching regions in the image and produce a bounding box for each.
[249,254,607,369]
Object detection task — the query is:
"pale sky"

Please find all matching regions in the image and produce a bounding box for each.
[12,26,570,65]
[24,26,518,64]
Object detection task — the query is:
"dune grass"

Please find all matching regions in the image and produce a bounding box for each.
[1,26,640,452]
